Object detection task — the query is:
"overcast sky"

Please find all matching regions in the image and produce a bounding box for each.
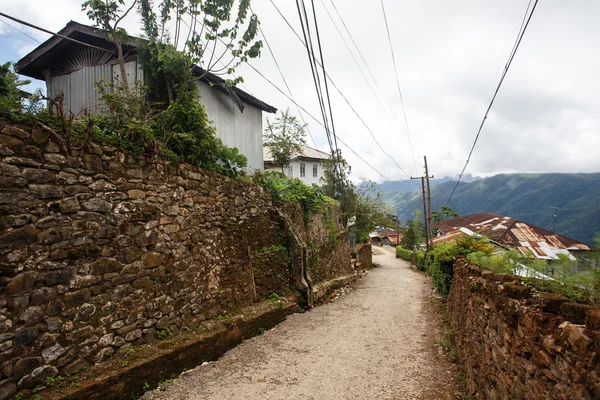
[1,0,599,183]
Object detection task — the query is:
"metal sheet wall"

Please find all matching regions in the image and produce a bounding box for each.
[197,81,264,173]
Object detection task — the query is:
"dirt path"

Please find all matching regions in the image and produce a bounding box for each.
[143,247,456,400]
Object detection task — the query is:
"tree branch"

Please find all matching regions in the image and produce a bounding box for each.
[115,0,138,28]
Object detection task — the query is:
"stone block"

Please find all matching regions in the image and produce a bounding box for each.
[65,288,91,307]
[0,225,38,247]
[12,357,41,380]
[17,365,57,389]
[5,272,38,295]
[2,126,29,139]
[90,257,122,275]
[14,327,39,346]
[0,378,16,400]
[560,303,596,325]
[41,343,65,364]
[29,184,63,199]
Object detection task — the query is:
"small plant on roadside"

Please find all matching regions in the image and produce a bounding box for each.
[157,328,172,340]
[14,393,23,400]
[215,313,233,322]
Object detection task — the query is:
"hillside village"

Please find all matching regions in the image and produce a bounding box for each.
[0,1,599,400]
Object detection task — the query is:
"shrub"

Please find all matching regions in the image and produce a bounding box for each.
[427,235,495,296]
[396,245,413,261]
[253,171,336,218]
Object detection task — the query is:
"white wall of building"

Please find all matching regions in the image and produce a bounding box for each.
[286,159,325,185]
[197,81,264,173]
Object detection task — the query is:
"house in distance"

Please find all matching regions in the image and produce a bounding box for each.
[16,21,277,173]
[263,144,331,186]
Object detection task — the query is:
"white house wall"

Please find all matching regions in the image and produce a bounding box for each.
[286,160,325,185]
[197,81,263,173]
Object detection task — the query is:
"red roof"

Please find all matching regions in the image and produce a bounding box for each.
[434,213,592,259]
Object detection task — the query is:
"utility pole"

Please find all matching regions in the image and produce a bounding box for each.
[424,156,434,250]
[411,176,429,251]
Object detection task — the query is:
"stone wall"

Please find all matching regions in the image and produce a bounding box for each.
[448,258,600,400]
[0,123,351,397]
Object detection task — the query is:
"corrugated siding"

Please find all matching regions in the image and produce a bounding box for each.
[47,61,142,115]
[197,81,263,173]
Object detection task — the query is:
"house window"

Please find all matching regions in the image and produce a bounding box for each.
[300,163,306,177]
[287,166,293,178]
[313,164,318,177]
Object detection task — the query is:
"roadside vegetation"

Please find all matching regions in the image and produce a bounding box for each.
[1,0,264,180]
[397,230,600,304]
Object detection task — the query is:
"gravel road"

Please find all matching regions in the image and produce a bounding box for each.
[142,246,456,400]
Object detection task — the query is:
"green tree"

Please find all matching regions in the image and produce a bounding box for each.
[263,109,307,171]
[321,150,393,243]
[0,62,30,114]
[82,0,138,89]
[432,205,460,223]
[400,211,424,249]
[138,0,262,87]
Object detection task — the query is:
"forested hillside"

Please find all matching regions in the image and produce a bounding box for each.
[382,173,600,245]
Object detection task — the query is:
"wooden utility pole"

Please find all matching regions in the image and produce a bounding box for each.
[411,176,430,251]
[424,156,434,249]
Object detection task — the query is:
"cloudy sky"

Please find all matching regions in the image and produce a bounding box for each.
[1,0,599,182]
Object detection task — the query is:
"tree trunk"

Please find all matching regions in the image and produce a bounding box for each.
[116,42,129,90]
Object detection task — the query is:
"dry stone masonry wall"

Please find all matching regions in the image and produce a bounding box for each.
[448,259,600,400]
[0,123,351,398]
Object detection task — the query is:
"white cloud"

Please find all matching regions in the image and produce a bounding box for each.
[1,0,599,181]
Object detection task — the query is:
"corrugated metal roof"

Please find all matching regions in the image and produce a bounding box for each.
[264,145,331,162]
[434,212,592,260]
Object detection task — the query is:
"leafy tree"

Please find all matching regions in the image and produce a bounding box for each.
[321,150,393,243]
[432,206,460,223]
[138,0,262,86]
[400,211,424,249]
[263,108,307,171]
[0,62,30,114]
[82,0,138,89]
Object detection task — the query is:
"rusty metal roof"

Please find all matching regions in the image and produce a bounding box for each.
[434,212,592,260]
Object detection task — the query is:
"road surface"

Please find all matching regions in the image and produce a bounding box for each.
[143,246,456,400]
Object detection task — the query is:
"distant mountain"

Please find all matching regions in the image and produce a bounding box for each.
[379,174,479,192]
[380,173,600,245]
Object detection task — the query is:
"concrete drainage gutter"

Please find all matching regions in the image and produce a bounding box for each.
[40,299,301,400]
[313,274,357,303]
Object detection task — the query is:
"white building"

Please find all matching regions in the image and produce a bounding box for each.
[263,145,331,186]
[17,21,277,173]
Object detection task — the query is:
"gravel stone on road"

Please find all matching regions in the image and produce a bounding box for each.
[143,246,456,400]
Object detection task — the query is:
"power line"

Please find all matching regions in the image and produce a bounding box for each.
[379,0,418,176]
[0,11,115,54]
[0,17,41,44]
[295,0,338,164]
[269,0,413,181]
[246,62,404,190]
[445,0,540,206]
[319,0,395,127]
[252,9,318,148]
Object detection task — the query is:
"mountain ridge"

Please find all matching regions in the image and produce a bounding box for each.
[380,173,600,245]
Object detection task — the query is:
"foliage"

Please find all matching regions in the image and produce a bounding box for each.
[400,211,424,249]
[321,149,393,243]
[396,245,413,261]
[426,235,495,296]
[469,247,600,305]
[253,171,336,218]
[82,0,137,89]
[432,205,460,223]
[263,108,307,171]
[0,62,31,116]
[138,0,262,86]
[414,250,427,271]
